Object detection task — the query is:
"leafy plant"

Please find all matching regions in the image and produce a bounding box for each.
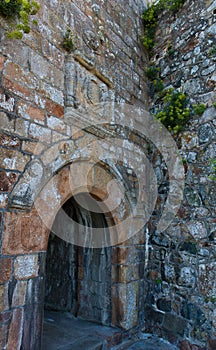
[141,0,186,52]
[208,46,216,57]
[154,88,191,133]
[205,296,216,303]
[0,0,40,39]
[62,29,76,53]
[0,0,21,17]
[192,103,207,116]
[155,278,162,285]
[152,79,164,93]
[145,65,160,80]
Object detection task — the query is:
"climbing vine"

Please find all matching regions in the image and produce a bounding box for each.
[0,0,40,39]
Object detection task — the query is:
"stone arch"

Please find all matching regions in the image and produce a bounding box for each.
[3,158,131,253]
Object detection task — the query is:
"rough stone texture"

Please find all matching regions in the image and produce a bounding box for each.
[0,0,215,349]
[143,0,216,347]
[14,255,39,280]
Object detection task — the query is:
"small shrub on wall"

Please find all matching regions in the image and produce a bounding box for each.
[142,0,186,51]
[0,0,40,38]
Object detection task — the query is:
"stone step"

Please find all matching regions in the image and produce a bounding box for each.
[110,340,135,349]
[42,311,123,349]
[59,335,107,350]
[110,334,178,350]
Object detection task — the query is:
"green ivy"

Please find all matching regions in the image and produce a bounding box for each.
[0,0,40,39]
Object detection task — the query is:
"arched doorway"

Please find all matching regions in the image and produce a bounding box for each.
[44,193,112,326]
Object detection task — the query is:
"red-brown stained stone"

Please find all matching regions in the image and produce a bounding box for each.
[2,212,22,254]
[112,247,130,264]
[0,132,20,149]
[3,62,38,90]
[0,258,12,283]
[2,77,35,102]
[45,99,64,118]
[17,100,45,124]
[0,171,19,192]
[7,308,24,350]
[20,209,48,251]
[0,56,5,72]
[2,211,48,255]
[0,284,9,312]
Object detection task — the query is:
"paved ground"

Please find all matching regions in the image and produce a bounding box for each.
[42,310,178,350]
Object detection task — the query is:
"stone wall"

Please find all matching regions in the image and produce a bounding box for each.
[144,0,216,348]
[0,0,215,349]
[0,1,148,348]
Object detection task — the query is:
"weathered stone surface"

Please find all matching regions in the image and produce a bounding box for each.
[162,313,187,336]
[0,284,9,312]
[0,132,20,149]
[0,148,30,171]
[0,0,215,349]
[198,124,213,144]
[0,112,29,138]
[0,258,12,283]
[29,123,52,143]
[0,92,15,112]
[181,303,206,326]
[14,255,39,280]
[0,323,8,349]
[157,298,172,312]
[17,100,45,124]
[12,281,27,307]
[200,107,216,123]
[7,308,24,350]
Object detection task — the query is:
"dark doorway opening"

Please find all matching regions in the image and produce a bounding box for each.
[44,193,112,326]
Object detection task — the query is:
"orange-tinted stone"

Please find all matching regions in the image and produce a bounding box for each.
[0,258,12,283]
[45,99,64,118]
[0,56,5,72]
[17,100,45,123]
[2,211,49,255]
[0,171,19,192]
